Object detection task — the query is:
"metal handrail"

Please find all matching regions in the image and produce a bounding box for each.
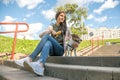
[0,22,29,60]
[91,35,104,53]
[0,22,29,33]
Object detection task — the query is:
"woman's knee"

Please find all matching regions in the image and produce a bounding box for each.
[44,41,52,47]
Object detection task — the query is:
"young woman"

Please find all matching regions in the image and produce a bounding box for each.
[15,11,70,76]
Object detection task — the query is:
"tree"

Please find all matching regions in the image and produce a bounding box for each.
[55,3,88,37]
[71,22,87,36]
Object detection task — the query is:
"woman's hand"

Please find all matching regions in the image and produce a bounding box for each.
[50,29,56,36]
[56,31,62,35]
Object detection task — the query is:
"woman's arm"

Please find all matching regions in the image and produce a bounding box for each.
[39,25,63,38]
[39,25,59,38]
[48,25,62,36]
[39,30,51,38]
[39,25,52,38]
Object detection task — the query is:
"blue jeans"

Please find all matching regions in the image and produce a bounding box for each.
[29,34,64,64]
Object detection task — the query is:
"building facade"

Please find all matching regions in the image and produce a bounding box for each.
[82,26,120,40]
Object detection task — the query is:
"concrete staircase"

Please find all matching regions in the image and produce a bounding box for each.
[1,56,120,80]
[90,44,120,56]
[76,45,102,56]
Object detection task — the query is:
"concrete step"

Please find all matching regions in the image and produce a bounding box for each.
[3,57,120,80]
[3,56,120,67]
[45,63,120,80]
[46,56,120,67]
[0,65,62,80]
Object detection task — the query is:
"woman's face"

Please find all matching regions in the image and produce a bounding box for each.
[57,12,65,23]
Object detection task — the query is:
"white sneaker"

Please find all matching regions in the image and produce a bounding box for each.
[24,61,44,76]
[14,57,30,67]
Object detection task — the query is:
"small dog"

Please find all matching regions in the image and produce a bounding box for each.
[65,34,82,56]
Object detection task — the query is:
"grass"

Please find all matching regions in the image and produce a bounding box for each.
[104,38,120,43]
[15,39,39,54]
[77,40,91,51]
[0,35,120,54]
[0,35,39,55]
[77,38,120,51]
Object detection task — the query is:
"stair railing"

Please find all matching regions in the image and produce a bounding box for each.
[0,22,29,60]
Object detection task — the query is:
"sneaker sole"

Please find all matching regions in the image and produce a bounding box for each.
[23,61,34,73]
[23,61,43,76]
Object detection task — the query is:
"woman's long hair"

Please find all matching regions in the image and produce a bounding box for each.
[55,11,67,36]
